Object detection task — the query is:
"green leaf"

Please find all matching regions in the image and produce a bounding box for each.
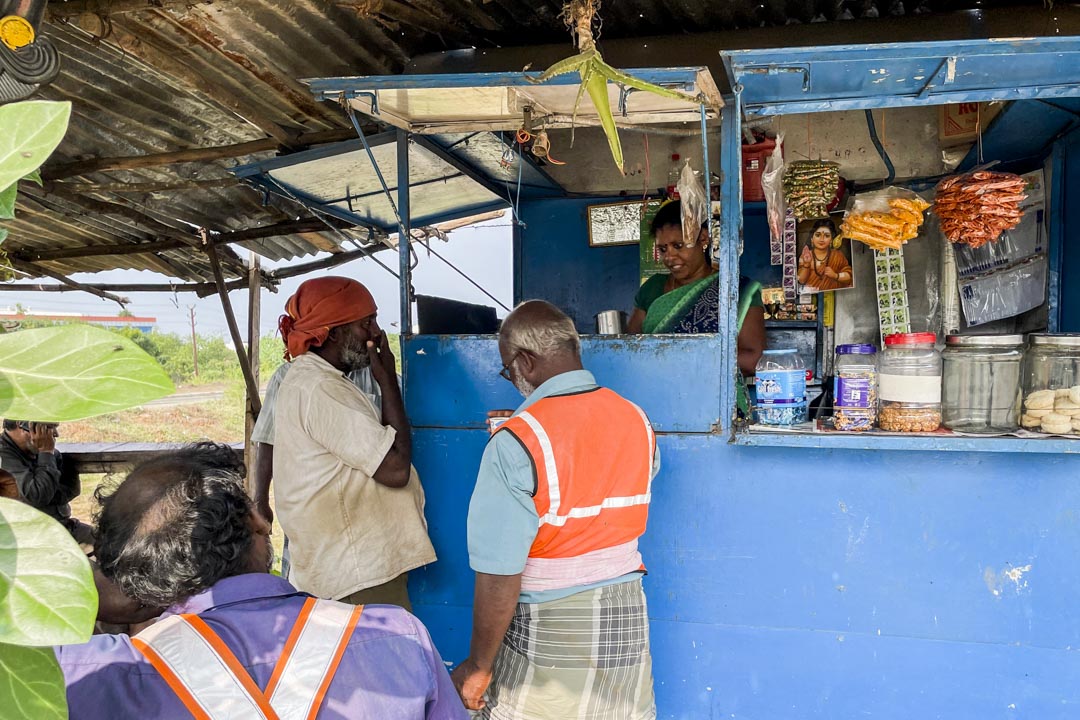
[0,227,7,245]
[0,101,71,195]
[0,325,175,422]
[0,498,97,646]
[22,169,43,187]
[0,183,16,220]
[0,643,68,720]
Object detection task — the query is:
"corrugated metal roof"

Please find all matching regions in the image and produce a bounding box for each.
[0,0,1057,285]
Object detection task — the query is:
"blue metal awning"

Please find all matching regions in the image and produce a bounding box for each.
[230,131,555,232]
[304,68,721,134]
[723,37,1080,116]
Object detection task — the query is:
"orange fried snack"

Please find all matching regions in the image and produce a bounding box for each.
[841,196,930,251]
[933,172,1026,248]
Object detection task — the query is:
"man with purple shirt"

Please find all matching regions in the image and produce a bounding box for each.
[57,441,466,720]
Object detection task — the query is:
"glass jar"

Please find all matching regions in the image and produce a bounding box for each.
[878,332,942,432]
[1019,333,1080,435]
[755,348,808,426]
[833,344,878,431]
[942,334,1023,433]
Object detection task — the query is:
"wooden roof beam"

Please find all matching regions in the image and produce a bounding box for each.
[11,217,356,263]
[9,260,130,307]
[46,127,359,180]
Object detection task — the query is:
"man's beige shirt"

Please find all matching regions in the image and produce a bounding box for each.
[273,352,436,600]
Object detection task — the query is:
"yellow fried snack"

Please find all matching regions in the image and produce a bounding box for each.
[842,196,930,251]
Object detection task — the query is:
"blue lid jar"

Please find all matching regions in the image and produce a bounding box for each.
[837,344,876,355]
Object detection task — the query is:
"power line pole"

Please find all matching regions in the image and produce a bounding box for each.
[188,305,199,378]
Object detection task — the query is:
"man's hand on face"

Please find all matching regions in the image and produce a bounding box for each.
[366,333,397,387]
[29,423,56,454]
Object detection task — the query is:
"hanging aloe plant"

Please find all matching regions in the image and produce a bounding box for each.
[526,0,707,174]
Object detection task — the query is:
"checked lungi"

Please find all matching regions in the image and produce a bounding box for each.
[481,578,656,720]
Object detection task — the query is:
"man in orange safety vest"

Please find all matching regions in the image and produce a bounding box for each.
[452,300,659,719]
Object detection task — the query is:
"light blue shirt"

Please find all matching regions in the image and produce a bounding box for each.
[467,369,660,603]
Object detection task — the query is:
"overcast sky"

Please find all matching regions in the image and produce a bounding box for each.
[8,217,513,339]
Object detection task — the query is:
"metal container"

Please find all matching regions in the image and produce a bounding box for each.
[942,334,1023,433]
[595,310,625,335]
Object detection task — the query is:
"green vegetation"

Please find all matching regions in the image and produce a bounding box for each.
[1,97,177,720]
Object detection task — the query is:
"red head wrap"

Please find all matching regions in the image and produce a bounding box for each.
[278,277,377,361]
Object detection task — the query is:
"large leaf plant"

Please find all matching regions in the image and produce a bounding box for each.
[0,100,176,718]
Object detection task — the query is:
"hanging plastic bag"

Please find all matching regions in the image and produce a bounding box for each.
[761,132,786,264]
[676,160,708,247]
[840,186,930,252]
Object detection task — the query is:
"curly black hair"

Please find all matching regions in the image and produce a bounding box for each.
[93,442,256,608]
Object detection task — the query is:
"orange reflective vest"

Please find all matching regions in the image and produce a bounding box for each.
[498,387,655,592]
[131,598,363,720]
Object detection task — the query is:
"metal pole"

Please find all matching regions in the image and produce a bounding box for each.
[718,93,744,434]
[396,129,411,336]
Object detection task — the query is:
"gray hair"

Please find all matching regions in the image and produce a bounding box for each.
[501,300,581,358]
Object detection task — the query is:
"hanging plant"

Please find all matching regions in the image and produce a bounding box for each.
[526,0,709,174]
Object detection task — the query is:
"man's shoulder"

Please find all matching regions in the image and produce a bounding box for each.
[342,605,436,660]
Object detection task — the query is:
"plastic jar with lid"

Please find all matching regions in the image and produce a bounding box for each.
[942,334,1023,433]
[754,349,807,426]
[1019,333,1080,435]
[878,332,942,432]
[833,344,878,431]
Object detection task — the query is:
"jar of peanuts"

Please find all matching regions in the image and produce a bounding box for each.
[878,333,942,432]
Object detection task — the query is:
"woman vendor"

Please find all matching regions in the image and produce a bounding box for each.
[627,200,766,377]
[797,218,852,292]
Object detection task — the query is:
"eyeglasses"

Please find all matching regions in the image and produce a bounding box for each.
[498,352,521,382]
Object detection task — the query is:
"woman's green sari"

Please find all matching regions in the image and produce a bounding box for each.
[640,273,762,414]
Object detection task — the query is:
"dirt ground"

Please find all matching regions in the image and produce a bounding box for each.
[63,384,286,573]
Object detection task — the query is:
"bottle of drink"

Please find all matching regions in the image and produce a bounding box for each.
[666,153,681,199]
[754,349,809,426]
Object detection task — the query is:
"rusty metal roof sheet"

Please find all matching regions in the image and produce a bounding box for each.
[0,0,1058,286]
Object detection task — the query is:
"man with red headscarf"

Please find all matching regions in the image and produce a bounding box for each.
[272,276,435,609]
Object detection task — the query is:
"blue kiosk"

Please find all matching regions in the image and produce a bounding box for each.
[235,36,1080,718]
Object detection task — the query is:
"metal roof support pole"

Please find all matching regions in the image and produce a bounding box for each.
[717,92,743,435]
[202,232,262,417]
[397,129,412,337]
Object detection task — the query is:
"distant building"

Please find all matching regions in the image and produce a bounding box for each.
[0,309,157,334]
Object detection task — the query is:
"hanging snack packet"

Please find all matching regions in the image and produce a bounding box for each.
[783,160,840,220]
[677,160,709,247]
[841,186,931,251]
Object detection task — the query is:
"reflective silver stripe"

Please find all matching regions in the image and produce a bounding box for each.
[135,616,273,720]
[540,493,652,527]
[268,600,356,720]
[519,410,561,519]
[531,401,654,528]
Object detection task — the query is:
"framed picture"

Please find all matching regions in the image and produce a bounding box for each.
[795,214,856,295]
[587,199,652,247]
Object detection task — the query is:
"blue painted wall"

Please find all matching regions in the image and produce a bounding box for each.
[405,157,1080,717]
[517,197,641,331]
[1059,126,1080,332]
[406,334,1080,718]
